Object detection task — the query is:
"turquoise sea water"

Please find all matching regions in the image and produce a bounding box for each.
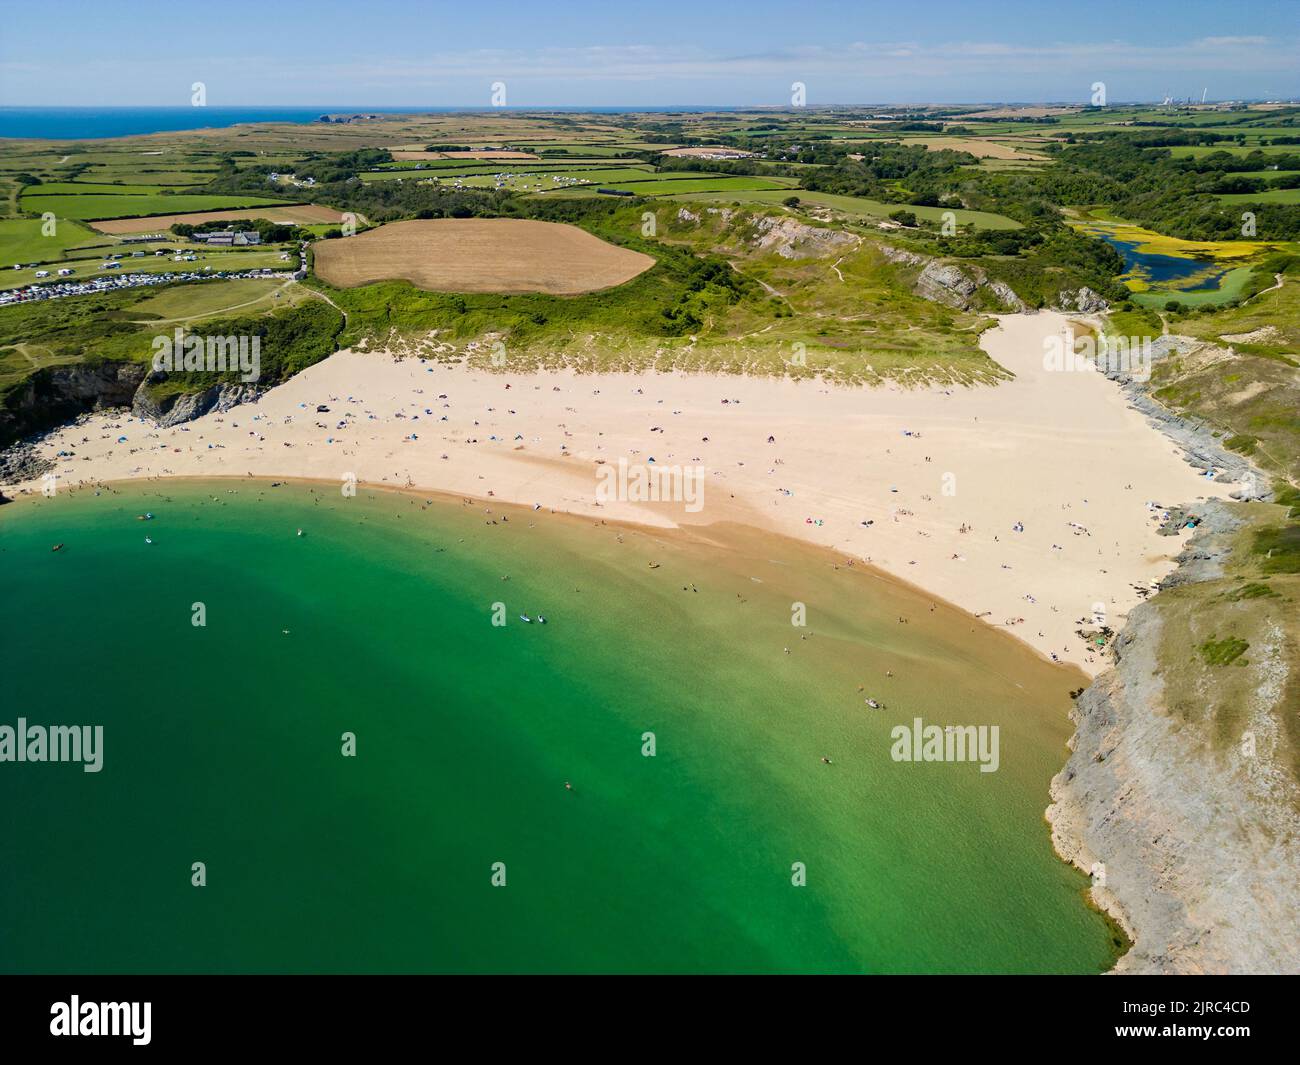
[0,107,743,141]
[0,481,1121,973]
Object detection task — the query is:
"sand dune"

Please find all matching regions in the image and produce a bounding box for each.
[11,311,1232,673]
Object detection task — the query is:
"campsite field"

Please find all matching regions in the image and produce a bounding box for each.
[312,218,656,294]
[573,175,794,196]
[0,246,292,291]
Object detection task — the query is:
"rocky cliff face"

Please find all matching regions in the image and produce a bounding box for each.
[747,214,859,258]
[1048,503,1300,973]
[912,259,1030,313]
[1046,327,1297,973]
[1,359,260,460]
[880,245,1108,315]
[0,360,146,447]
[1057,287,1109,314]
[131,378,261,427]
[1104,335,1269,501]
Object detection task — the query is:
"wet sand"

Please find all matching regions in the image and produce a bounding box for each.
[7,311,1232,673]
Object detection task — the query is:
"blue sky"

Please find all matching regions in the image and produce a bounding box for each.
[2,0,1297,106]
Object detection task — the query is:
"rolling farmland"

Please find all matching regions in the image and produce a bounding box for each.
[312,218,655,294]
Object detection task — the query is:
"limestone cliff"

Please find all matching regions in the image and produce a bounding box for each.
[1048,501,1300,973]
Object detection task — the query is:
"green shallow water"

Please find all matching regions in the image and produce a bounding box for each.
[0,481,1121,973]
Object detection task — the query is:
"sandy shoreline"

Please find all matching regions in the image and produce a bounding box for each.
[6,311,1232,674]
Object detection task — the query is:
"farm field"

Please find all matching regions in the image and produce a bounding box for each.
[312,218,655,294]
[573,176,795,196]
[359,161,632,182]
[0,246,292,291]
[0,216,102,263]
[962,158,1047,172]
[1225,170,1300,180]
[1217,188,1300,205]
[899,137,1050,161]
[1165,144,1300,158]
[462,168,798,196]
[128,277,315,322]
[435,166,661,188]
[19,181,192,196]
[19,191,289,221]
[91,204,344,233]
[521,144,650,157]
[389,149,540,161]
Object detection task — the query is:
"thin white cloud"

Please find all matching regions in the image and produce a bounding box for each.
[4,36,1296,105]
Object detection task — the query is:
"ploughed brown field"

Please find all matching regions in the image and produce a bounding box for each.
[389,149,540,161]
[662,146,755,158]
[312,218,655,295]
[92,205,347,234]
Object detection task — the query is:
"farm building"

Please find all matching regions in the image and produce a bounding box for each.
[192,230,261,246]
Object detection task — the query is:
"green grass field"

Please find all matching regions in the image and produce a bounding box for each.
[128,278,316,322]
[0,216,103,264]
[0,341,86,388]
[1166,144,1300,159]
[1216,188,1300,205]
[20,182,190,196]
[17,191,288,221]
[1226,170,1300,180]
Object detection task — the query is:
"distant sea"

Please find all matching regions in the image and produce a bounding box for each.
[0,106,744,141]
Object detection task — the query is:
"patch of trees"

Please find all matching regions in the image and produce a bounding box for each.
[1183,150,1300,173]
[959,137,1300,241]
[149,301,343,396]
[655,253,753,335]
[170,217,308,243]
[290,148,394,184]
[652,156,770,177]
[795,142,978,200]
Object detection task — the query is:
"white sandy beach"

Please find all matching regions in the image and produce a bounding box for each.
[7,311,1232,674]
